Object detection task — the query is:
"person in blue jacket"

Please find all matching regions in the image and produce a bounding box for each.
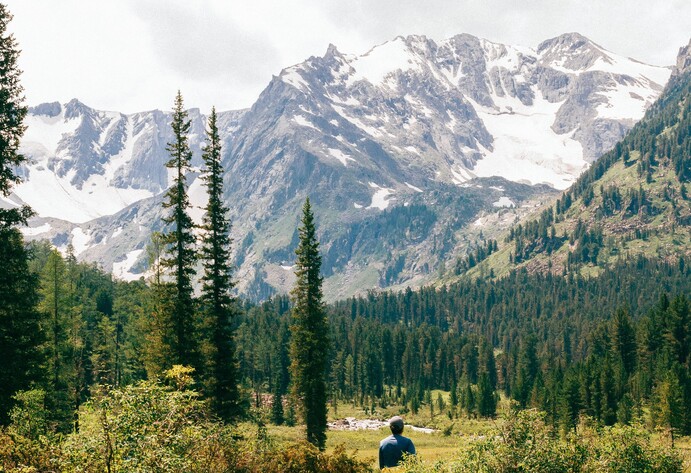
[379,416,416,469]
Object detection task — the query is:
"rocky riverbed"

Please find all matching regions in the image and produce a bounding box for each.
[327,417,436,433]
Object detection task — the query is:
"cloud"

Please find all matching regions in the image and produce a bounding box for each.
[129,0,280,85]
[4,0,690,112]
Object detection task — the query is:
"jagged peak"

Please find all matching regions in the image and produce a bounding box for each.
[537,32,601,54]
[675,37,691,75]
[64,98,92,119]
[325,43,341,58]
[29,101,61,118]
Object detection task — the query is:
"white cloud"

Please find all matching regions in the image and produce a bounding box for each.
[4,0,690,113]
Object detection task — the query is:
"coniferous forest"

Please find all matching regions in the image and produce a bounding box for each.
[1,3,690,472]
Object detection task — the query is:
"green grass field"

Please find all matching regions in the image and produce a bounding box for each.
[250,398,691,472]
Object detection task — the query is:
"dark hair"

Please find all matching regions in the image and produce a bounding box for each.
[389,416,405,434]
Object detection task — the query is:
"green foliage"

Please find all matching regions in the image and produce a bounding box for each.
[396,409,683,473]
[0,2,31,229]
[161,90,200,371]
[0,377,370,473]
[0,227,44,425]
[60,377,224,472]
[234,442,371,473]
[0,3,44,428]
[8,389,48,440]
[290,198,330,449]
[199,107,242,421]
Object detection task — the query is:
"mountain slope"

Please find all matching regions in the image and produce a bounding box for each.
[9,33,673,300]
[457,47,690,281]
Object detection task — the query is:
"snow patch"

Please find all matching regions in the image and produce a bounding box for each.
[367,182,395,210]
[70,227,91,256]
[347,37,422,87]
[327,148,356,166]
[292,115,319,131]
[22,113,82,157]
[451,167,474,185]
[471,93,587,190]
[112,249,144,281]
[405,182,423,192]
[493,196,515,208]
[13,166,153,223]
[187,175,209,227]
[21,222,52,236]
[281,68,310,91]
[595,79,659,120]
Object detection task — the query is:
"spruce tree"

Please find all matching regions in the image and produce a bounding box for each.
[161,91,199,370]
[289,198,329,449]
[0,3,30,229]
[199,107,241,420]
[39,250,73,432]
[0,3,44,425]
[477,372,497,418]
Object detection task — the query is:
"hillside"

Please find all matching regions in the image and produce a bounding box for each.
[452,54,690,282]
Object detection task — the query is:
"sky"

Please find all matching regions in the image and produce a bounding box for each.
[5,0,690,114]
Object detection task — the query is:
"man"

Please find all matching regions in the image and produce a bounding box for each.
[379,416,416,469]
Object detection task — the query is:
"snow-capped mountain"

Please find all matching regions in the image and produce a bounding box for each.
[12,33,672,300]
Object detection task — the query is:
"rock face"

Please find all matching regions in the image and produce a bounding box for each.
[11,33,673,300]
[676,37,691,75]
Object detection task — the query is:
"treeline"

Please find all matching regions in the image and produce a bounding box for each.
[235,256,690,435]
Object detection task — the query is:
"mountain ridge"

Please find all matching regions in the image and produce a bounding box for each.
[8,32,675,300]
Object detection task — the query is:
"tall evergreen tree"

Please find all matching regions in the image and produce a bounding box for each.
[289,198,330,449]
[39,250,73,432]
[199,107,241,420]
[476,372,497,418]
[0,227,44,425]
[161,91,199,370]
[0,3,44,425]
[0,3,30,229]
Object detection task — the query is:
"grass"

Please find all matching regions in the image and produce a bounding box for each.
[246,398,691,472]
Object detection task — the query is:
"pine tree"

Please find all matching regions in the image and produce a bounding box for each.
[0,3,44,426]
[289,198,329,449]
[0,227,44,425]
[161,91,199,371]
[39,250,74,432]
[141,231,175,379]
[199,107,241,421]
[0,3,30,229]
[477,372,497,418]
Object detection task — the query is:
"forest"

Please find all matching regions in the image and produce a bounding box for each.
[1,2,690,471]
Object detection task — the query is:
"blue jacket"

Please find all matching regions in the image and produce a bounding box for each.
[379,434,416,469]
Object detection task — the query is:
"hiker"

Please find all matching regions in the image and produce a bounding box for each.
[379,416,416,469]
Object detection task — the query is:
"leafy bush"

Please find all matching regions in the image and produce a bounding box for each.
[398,409,682,473]
[0,370,370,473]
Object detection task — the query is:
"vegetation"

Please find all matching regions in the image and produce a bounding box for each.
[0,2,688,470]
[290,198,330,449]
[160,90,200,371]
[0,2,43,427]
[199,107,242,421]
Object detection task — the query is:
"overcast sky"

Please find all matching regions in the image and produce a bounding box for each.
[5,0,690,114]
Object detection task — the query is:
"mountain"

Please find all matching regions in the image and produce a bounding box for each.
[7,33,673,300]
[456,49,690,281]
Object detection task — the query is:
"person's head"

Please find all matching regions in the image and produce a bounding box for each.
[389,416,404,435]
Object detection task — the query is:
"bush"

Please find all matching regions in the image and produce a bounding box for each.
[0,372,370,473]
[420,409,683,473]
